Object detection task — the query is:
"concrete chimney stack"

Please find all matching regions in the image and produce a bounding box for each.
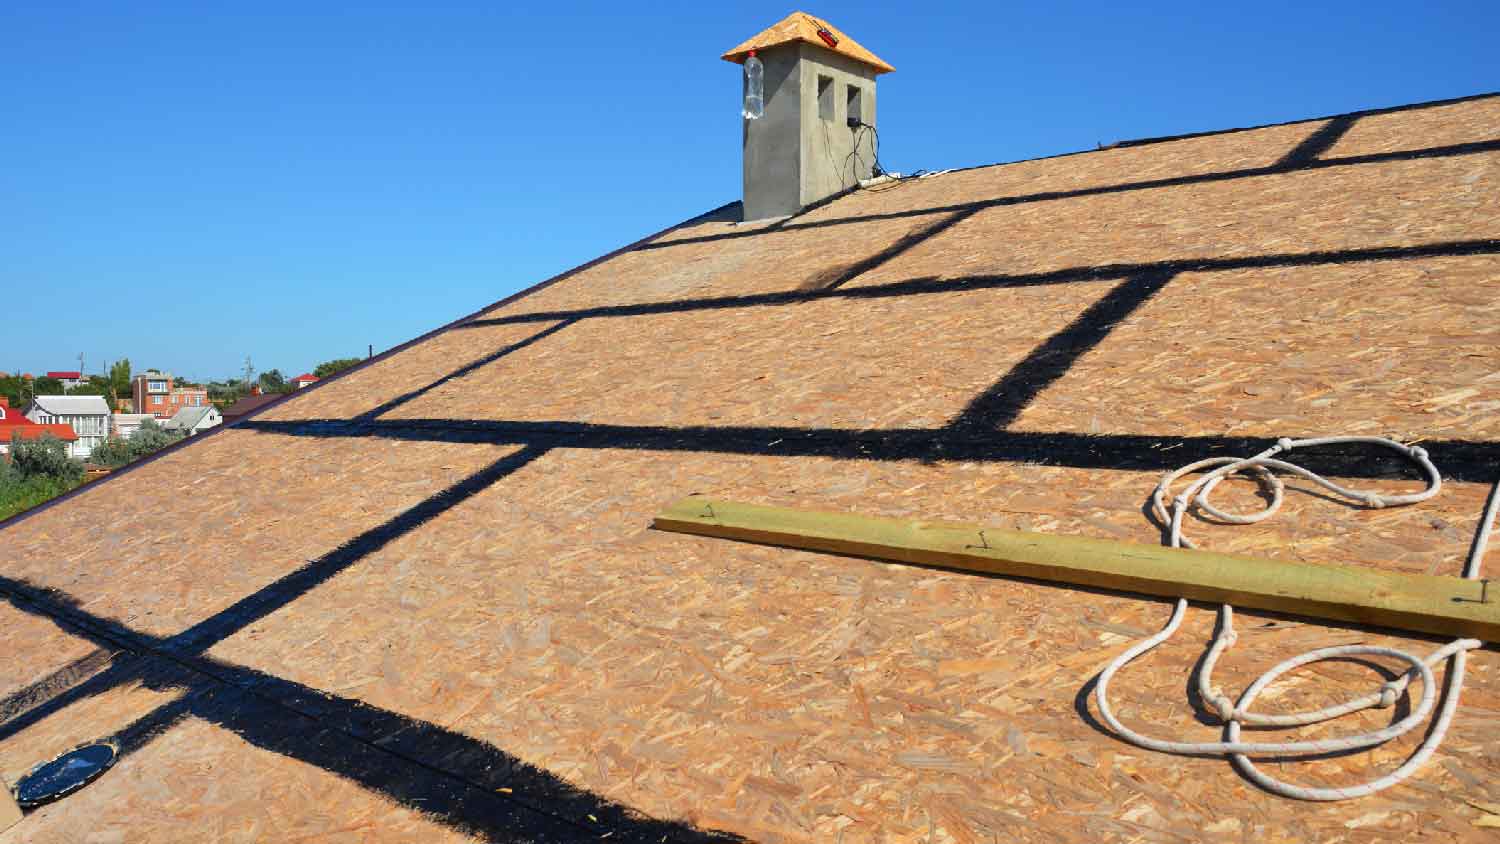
[723,13,894,221]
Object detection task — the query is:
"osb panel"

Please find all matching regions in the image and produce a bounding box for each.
[1324,96,1500,159]
[721,13,895,73]
[849,151,1499,290]
[0,429,518,638]
[464,203,952,323]
[473,115,1323,322]
[0,603,97,702]
[205,445,1500,843]
[1011,259,1500,441]
[258,200,1037,424]
[382,280,1116,429]
[814,117,1316,220]
[254,102,1492,433]
[254,319,568,422]
[4,718,477,844]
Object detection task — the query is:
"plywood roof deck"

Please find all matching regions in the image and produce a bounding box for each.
[1,93,1498,842]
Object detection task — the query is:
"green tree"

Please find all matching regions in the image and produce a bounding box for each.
[9,433,84,484]
[128,418,183,458]
[67,377,111,398]
[258,369,288,393]
[32,376,63,397]
[312,358,362,379]
[0,375,22,408]
[108,359,132,405]
[90,437,134,468]
[0,436,83,521]
[89,419,183,468]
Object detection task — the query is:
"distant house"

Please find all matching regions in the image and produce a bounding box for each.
[221,385,281,425]
[163,405,222,437]
[23,395,111,459]
[45,371,84,390]
[131,371,209,420]
[111,413,155,441]
[0,397,81,456]
[291,373,319,389]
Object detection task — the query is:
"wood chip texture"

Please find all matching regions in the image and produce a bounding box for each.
[1,93,1498,843]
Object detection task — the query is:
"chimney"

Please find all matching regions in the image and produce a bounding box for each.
[723,12,894,221]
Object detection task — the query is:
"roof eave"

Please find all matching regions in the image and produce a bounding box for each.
[720,41,895,74]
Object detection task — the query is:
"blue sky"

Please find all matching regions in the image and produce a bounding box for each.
[4,2,1495,381]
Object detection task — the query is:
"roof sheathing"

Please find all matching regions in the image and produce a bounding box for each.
[0,93,1498,842]
[722,11,895,74]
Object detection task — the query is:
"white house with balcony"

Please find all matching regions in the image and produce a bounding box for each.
[24,395,112,459]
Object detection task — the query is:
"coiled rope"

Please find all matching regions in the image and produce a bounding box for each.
[1094,436,1496,800]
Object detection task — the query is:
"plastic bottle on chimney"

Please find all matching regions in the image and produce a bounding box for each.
[743,50,764,119]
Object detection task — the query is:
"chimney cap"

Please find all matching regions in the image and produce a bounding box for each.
[722,12,894,74]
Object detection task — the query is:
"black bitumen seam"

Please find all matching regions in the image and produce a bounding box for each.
[460,237,1500,327]
[238,419,1500,484]
[633,135,1500,251]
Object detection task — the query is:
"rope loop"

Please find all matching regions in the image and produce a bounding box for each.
[1095,435,1497,801]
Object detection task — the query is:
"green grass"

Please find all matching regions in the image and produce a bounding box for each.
[0,474,82,522]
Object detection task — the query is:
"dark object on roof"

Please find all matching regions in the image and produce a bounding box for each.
[14,743,117,808]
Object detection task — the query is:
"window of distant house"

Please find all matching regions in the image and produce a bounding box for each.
[817,75,834,122]
[148,380,166,392]
[152,396,161,405]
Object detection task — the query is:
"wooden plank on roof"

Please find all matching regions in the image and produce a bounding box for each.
[1,776,21,832]
[653,497,1500,641]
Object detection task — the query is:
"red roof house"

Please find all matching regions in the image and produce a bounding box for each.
[0,397,78,453]
[291,373,319,389]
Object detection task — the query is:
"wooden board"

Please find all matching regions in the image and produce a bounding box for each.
[654,497,1500,641]
[1,776,21,832]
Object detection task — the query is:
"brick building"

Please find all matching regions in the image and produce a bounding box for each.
[131,371,209,420]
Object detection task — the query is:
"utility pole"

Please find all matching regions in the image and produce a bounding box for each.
[243,356,255,393]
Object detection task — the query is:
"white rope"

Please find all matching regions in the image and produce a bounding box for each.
[1094,436,1496,800]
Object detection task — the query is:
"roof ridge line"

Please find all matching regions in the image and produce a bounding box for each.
[926,88,1500,182]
